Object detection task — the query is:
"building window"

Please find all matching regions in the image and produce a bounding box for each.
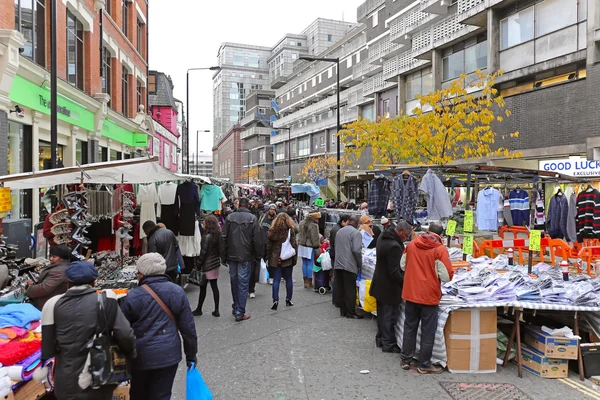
[136,19,144,54]
[275,144,285,161]
[122,66,129,116]
[163,143,170,166]
[371,12,379,27]
[258,107,266,114]
[66,9,84,89]
[121,0,129,37]
[320,136,325,148]
[110,149,118,161]
[136,81,143,110]
[382,99,390,119]
[14,0,46,66]
[535,0,577,37]
[347,57,352,68]
[328,34,333,42]
[500,7,534,49]
[442,39,487,82]
[233,51,244,66]
[291,53,297,60]
[104,0,111,16]
[259,148,265,162]
[102,47,112,105]
[148,72,156,94]
[298,136,310,156]
[406,67,433,100]
[76,139,88,165]
[328,67,333,79]
[291,141,297,155]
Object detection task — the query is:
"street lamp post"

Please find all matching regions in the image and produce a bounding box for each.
[186,66,220,173]
[275,127,292,183]
[195,130,210,175]
[299,56,341,202]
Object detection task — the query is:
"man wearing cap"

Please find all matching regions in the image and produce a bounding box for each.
[27,245,71,310]
[37,261,136,399]
[120,253,198,399]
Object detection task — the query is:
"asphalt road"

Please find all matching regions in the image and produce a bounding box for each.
[167,263,600,400]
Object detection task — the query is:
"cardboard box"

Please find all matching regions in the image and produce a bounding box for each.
[5,380,46,400]
[112,384,130,400]
[444,308,497,373]
[520,344,569,378]
[524,326,578,360]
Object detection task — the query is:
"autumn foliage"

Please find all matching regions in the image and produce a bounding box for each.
[338,70,520,168]
[299,155,350,184]
[242,167,261,183]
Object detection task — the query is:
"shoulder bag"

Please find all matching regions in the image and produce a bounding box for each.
[280,229,296,261]
[142,284,177,325]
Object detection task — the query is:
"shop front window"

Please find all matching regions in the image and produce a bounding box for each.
[76,139,88,165]
[110,149,118,161]
[39,141,63,170]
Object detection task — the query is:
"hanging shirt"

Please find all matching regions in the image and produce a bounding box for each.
[200,185,225,212]
[137,184,158,239]
[509,189,530,227]
[566,192,577,243]
[476,188,502,231]
[392,175,419,222]
[418,170,453,221]
[547,193,569,240]
[157,182,178,218]
[576,188,600,242]
[368,178,390,217]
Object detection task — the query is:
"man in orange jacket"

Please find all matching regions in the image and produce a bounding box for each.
[400,222,453,374]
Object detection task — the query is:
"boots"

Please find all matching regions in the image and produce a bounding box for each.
[303,277,310,288]
[307,277,314,289]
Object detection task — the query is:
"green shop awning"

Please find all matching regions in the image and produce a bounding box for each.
[102,119,148,147]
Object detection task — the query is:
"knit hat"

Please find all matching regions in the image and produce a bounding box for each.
[65,261,98,284]
[49,245,71,260]
[381,217,389,225]
[136,253,167,276]
[309,211,321,219]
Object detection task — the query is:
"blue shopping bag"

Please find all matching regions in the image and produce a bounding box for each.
[186,363,212,400]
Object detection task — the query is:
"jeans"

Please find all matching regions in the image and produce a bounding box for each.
[401,301,439,368]
[301,250,313,278]
[130,364,178,400]
[229,260,252,318]
[271,267,293,302]
[335,269,357,316]
[375,301,400,350]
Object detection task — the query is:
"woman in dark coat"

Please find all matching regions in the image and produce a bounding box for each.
[266,213,298,310]
[193,215,222,317]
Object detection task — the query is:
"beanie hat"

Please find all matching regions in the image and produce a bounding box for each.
[136,253,167,276]
[65,261,98,285]
[381,217,389,225]
[49,245,71,260]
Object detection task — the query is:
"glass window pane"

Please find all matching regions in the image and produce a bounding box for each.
[442,51,464,81]
[501,7,534,49]
[465,41,487,73]
[535,0,577,37]
[421,71,433,95]
[406,75,421,100]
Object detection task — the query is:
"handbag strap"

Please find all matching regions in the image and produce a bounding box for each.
[141,284,176,325]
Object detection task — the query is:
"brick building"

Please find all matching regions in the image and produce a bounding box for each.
[0,0,149,223]
[213,124,244,183]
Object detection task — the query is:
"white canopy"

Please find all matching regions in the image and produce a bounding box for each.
[0,157,180,190]
[175,173,211,184]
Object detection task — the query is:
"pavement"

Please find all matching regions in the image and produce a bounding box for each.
[168,263,600,400]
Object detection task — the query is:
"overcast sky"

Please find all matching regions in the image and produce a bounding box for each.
[148,0,364,156]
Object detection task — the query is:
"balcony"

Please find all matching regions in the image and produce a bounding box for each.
[390,19,412,46]
[421,0,452,15]
[368,37,403,66]
[363,72,397,97]
[352,61,381,84]
[240,126,272,140]
[270,70,290,89]
[410,13,480,59]
[457,0,507,26]
[382,49,431,82]
[357,0,385,21]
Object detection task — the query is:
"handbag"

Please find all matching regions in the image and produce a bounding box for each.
[188,268,206,286]
[142,284,177,326]
[88,292,130,389]
[279,229,296,261]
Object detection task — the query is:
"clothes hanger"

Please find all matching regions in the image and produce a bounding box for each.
[556,187,563,196]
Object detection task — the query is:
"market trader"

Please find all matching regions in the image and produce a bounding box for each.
[27,245,71,310]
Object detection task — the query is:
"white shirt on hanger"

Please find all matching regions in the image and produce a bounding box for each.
[137,184,159,239]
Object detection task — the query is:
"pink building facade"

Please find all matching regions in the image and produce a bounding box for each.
[149,119,179,171]
[148,71,181,171]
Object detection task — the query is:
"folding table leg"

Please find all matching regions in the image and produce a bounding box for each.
[515,309,523,378]
[573,312,585,381]
[503,308,518,368]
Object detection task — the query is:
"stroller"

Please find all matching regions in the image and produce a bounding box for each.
[313,251,332,295]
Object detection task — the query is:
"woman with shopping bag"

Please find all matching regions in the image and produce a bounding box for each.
[266,213,298,310]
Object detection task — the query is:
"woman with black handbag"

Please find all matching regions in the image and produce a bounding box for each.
[192,215,222,317]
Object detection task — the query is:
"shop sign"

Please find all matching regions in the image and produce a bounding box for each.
[539,157,600,177]
[0,187,12,213]
[9,76,94,131]
[102,119,148,147]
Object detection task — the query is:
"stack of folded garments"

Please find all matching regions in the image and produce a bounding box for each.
[447,247,463,262]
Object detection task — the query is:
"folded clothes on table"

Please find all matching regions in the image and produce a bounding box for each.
[7,350,41,382]
[0,304,41,329]
[0,340,41,366]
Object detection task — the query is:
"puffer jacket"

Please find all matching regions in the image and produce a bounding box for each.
[198,233,221,273]
[119,275,197,370]
[41,287,135,400]
[222,207,263,263]
[147,226,179,271]
[266,227,298,268]
[298,217,320,249]
[27,260,69,310]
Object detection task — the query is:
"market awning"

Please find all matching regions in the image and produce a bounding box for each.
[175,173,211,184]
[0,157,180,189]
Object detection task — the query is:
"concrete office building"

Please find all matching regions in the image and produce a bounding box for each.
[190,153,213,177]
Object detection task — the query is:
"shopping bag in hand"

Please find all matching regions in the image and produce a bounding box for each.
[186,363,212,400]
[259,260,268,284]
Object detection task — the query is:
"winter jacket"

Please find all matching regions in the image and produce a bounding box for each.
[119,275,197,371]
[333,225,362,274]
[198,233,221,273]
[147,226,179,271]
[221,207,264,263]
[419,169,453,220]
[328,222,343,263]
[370,228,404,305]
[368,225,382,249]
[298,217,320,249]
[266,227,298,268]
[27,260,69,310]
[547,194,569,240]
[576,188,600,242]
[401,233,453,306]
[41,287,135,400]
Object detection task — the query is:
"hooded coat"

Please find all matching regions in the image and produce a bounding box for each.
[370,228,404,305]
[401,233,453,306]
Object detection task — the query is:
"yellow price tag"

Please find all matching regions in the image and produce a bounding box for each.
[464,210,474,233]
[446,220,457,236]
[529,230,541,252]
[462,234,474,255]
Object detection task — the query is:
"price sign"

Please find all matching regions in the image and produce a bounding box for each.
[314,198,324,207]
[529,230,541,252]
[463,210,474,233]
[0,187,11,213]
[446,220,457,236]
[462,234,474,255]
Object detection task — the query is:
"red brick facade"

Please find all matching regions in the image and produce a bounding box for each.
[213,125,244,183]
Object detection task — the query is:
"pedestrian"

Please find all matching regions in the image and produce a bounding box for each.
[360,202,369,214]
[37,261,135,400]
[120,253,198,399]
[259,204,278,286]
[370,221,413,353]
[358,215,376,249]
[329,214,349,307]
[333,215,363,319]
[400,222,453,374]
[222,197,263,322]
[266,212,298,310]
[143,220,180,283]
[298,210,321,289]
[27,245,71,310]
[381,216,393,230]
[192,215,222,317]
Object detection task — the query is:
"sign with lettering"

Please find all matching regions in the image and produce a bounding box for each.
[529,230,541,252]
[446,220,457,236]
[463,234,474,255]
[314,198,324,207]
[539,157,600,177]
[464,210,474,233]
[0,188,12,213]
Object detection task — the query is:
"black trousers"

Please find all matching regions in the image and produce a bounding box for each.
[376,301,400,350]
[166,268,178,283]
[130,364,178,400]
[401,301,439,368]
[248,260,259,294]
[334,269,357,316]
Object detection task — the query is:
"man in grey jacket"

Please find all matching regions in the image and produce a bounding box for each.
[333,215,363,319]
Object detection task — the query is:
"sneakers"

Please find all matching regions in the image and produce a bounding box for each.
[268,278,274,285]
[401,360,417,370]
[417,364,444,374]
[235,314,251,322]
[249,292,256,299]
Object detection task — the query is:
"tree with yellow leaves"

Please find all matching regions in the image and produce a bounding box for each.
[242,167,261,183]
[339,70,519,167]
[299,155,351,184]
